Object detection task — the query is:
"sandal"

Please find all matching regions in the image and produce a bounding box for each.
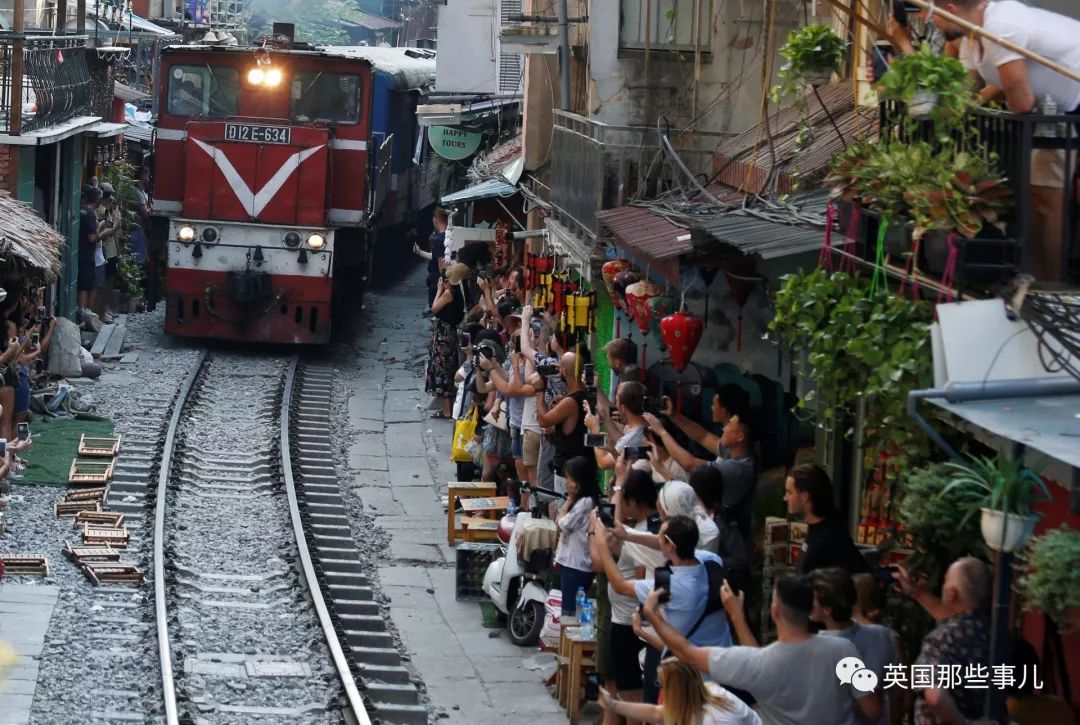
[430,411,450,419]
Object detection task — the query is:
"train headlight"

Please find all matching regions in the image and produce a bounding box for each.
[283,231,302,249]
[265,68,283,87]
[247,67,265,85]
[201,227,219,244]
[178,225,196,243]
[307,233,326,250]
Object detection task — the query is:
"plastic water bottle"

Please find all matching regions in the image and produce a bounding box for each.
[579,600,594,640]
[506,499,516,516]
[1037,94,1059,138]
[575,587,586,618]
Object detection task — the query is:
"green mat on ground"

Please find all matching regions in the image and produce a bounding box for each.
[17,417,116,486]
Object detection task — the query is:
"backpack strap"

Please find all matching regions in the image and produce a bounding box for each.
[682,560,726,644]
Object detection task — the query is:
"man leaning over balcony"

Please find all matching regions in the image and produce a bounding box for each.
[930,0,1080,281]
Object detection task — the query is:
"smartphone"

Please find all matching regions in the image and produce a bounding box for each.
[459,332,471,348]
[530,318,543,332]
[583,363,595,388]
[598,502,616,527]
[513,336,522,354]
[17,423,29,441]
[643,396,663,416]
[31,332,40,347]
[876,565,898,586]
[625,446,651,462]
[654,566,672,603]
[0,439,7,457]
[537,364,560,377]
[584,672,601,702]
[584,432,607,448]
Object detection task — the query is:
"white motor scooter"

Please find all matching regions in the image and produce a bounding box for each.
[482,483,562,646]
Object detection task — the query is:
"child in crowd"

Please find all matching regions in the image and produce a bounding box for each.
[553,455,600,616]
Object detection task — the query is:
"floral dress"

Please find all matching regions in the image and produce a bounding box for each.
[425,285,465,400]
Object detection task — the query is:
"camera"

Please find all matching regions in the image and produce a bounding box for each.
[876,565,899,586]
[625,446,651,462]
[477,345,495,359]
[584,432,607,448]
[459,332,471,348]
[536,364,560,377]
[598,502,616,527]
[583,363,595,388]
[892,0,919,27]
[654,566,672,603]
[17,423,29,441]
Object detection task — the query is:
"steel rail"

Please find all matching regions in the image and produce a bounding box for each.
[280,358,371,725]
[153,349,208,725]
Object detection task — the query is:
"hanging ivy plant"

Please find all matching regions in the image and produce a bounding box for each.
[768,268,934,468]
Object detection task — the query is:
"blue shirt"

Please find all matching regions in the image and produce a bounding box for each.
[634,549,732,648]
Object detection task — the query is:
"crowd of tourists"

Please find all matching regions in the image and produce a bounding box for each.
[413,215,1026,724]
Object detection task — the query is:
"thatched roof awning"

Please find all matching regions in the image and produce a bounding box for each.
[0,192,64,279]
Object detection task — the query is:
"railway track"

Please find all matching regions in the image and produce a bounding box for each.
[148,352,424,725]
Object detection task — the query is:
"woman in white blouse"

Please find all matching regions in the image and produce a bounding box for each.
[553,455,600,616]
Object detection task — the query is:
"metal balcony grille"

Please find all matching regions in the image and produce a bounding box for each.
[0,35,92,134]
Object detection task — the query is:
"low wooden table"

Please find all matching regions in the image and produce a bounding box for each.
[556,623,597,722]
[460,517,500,542]
[446,481,498,546]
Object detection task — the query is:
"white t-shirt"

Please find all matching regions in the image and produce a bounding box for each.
[972,1,1080,112]
[609,519,647,626]
[700,682,762,725]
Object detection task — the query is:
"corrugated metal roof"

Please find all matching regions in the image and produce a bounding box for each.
[320,46,435,90]
[931,395,1080,469]
[694,191,830,260]
[341,14,401,31]
[712,84,877,195]
[596,205,691,260]
[440,178,517,205]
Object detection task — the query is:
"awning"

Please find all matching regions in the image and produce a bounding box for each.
[0,192,64,278]
[86,122,128,138]
[695,191,830,261]
[595,206,686,285]
[440,178,518,205]
[931,395,1080,470]
[122,124,154,144]
[115,82,150,103]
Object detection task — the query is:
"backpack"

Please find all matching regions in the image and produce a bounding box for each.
[713,507,751,596]
[684,558,728,642]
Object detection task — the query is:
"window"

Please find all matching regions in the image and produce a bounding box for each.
[290,72,363,125]
[167,65,240,118]
[619,0,713,53]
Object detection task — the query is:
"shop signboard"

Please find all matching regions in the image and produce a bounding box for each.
[428,125,482,161]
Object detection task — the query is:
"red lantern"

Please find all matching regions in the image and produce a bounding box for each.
[601,260,631,310]
[624,280,663,334]
[660,311,703,373]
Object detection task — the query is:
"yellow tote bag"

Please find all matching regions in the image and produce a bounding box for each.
[450,405,479,463]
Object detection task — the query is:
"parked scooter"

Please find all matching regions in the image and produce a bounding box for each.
[482,482,563,646]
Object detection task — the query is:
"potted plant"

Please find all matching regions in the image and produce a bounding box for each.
[878,45,976,119]
[1018,526,1080,634]
[775,24,848,96]
[894,463,986,589]
[938,452,1051,552]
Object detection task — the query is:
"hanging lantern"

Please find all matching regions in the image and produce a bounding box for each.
[723,266,765,353]
[648,294,677,344]
[601,260,632,310]
[660,311,704,373]
[611,270,640,313]
[624,280,663,335]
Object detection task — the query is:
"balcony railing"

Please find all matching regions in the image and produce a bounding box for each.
[877,102,1079,285]
[0,34,92,134]
[550,110,725,240]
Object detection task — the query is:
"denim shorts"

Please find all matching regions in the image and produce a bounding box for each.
[510,426,523,459]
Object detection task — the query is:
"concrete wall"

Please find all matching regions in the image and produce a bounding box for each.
[587,0,801,135]
[1031,0,1080,20]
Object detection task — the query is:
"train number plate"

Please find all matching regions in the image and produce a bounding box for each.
[224,123,292,145]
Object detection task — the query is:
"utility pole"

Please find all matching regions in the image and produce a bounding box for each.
[556,0,570,111]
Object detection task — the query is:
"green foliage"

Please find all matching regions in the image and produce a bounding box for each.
[825,140,1012,241]
[1018,527,1080,633]
[767,268,933,469]
[894,463,987,591]
[249,0,366,45]
[102,161,145,297]
[774,24,848,98]
[878,45,977,122]
[938,452,1051,519]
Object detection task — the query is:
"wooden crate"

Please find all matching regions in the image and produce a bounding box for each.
[82,563,143,585]
[82,526,129,548]
[54,500,102,517]
[69,460,115,485]
[73,511,124,529]
[78,434,122,458]
[0,554,49,576]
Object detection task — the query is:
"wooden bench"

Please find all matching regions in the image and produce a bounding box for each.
[446,481,497,546]
[460,517,500,543]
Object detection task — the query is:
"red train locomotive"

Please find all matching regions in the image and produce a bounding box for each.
[152,37,435,343]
